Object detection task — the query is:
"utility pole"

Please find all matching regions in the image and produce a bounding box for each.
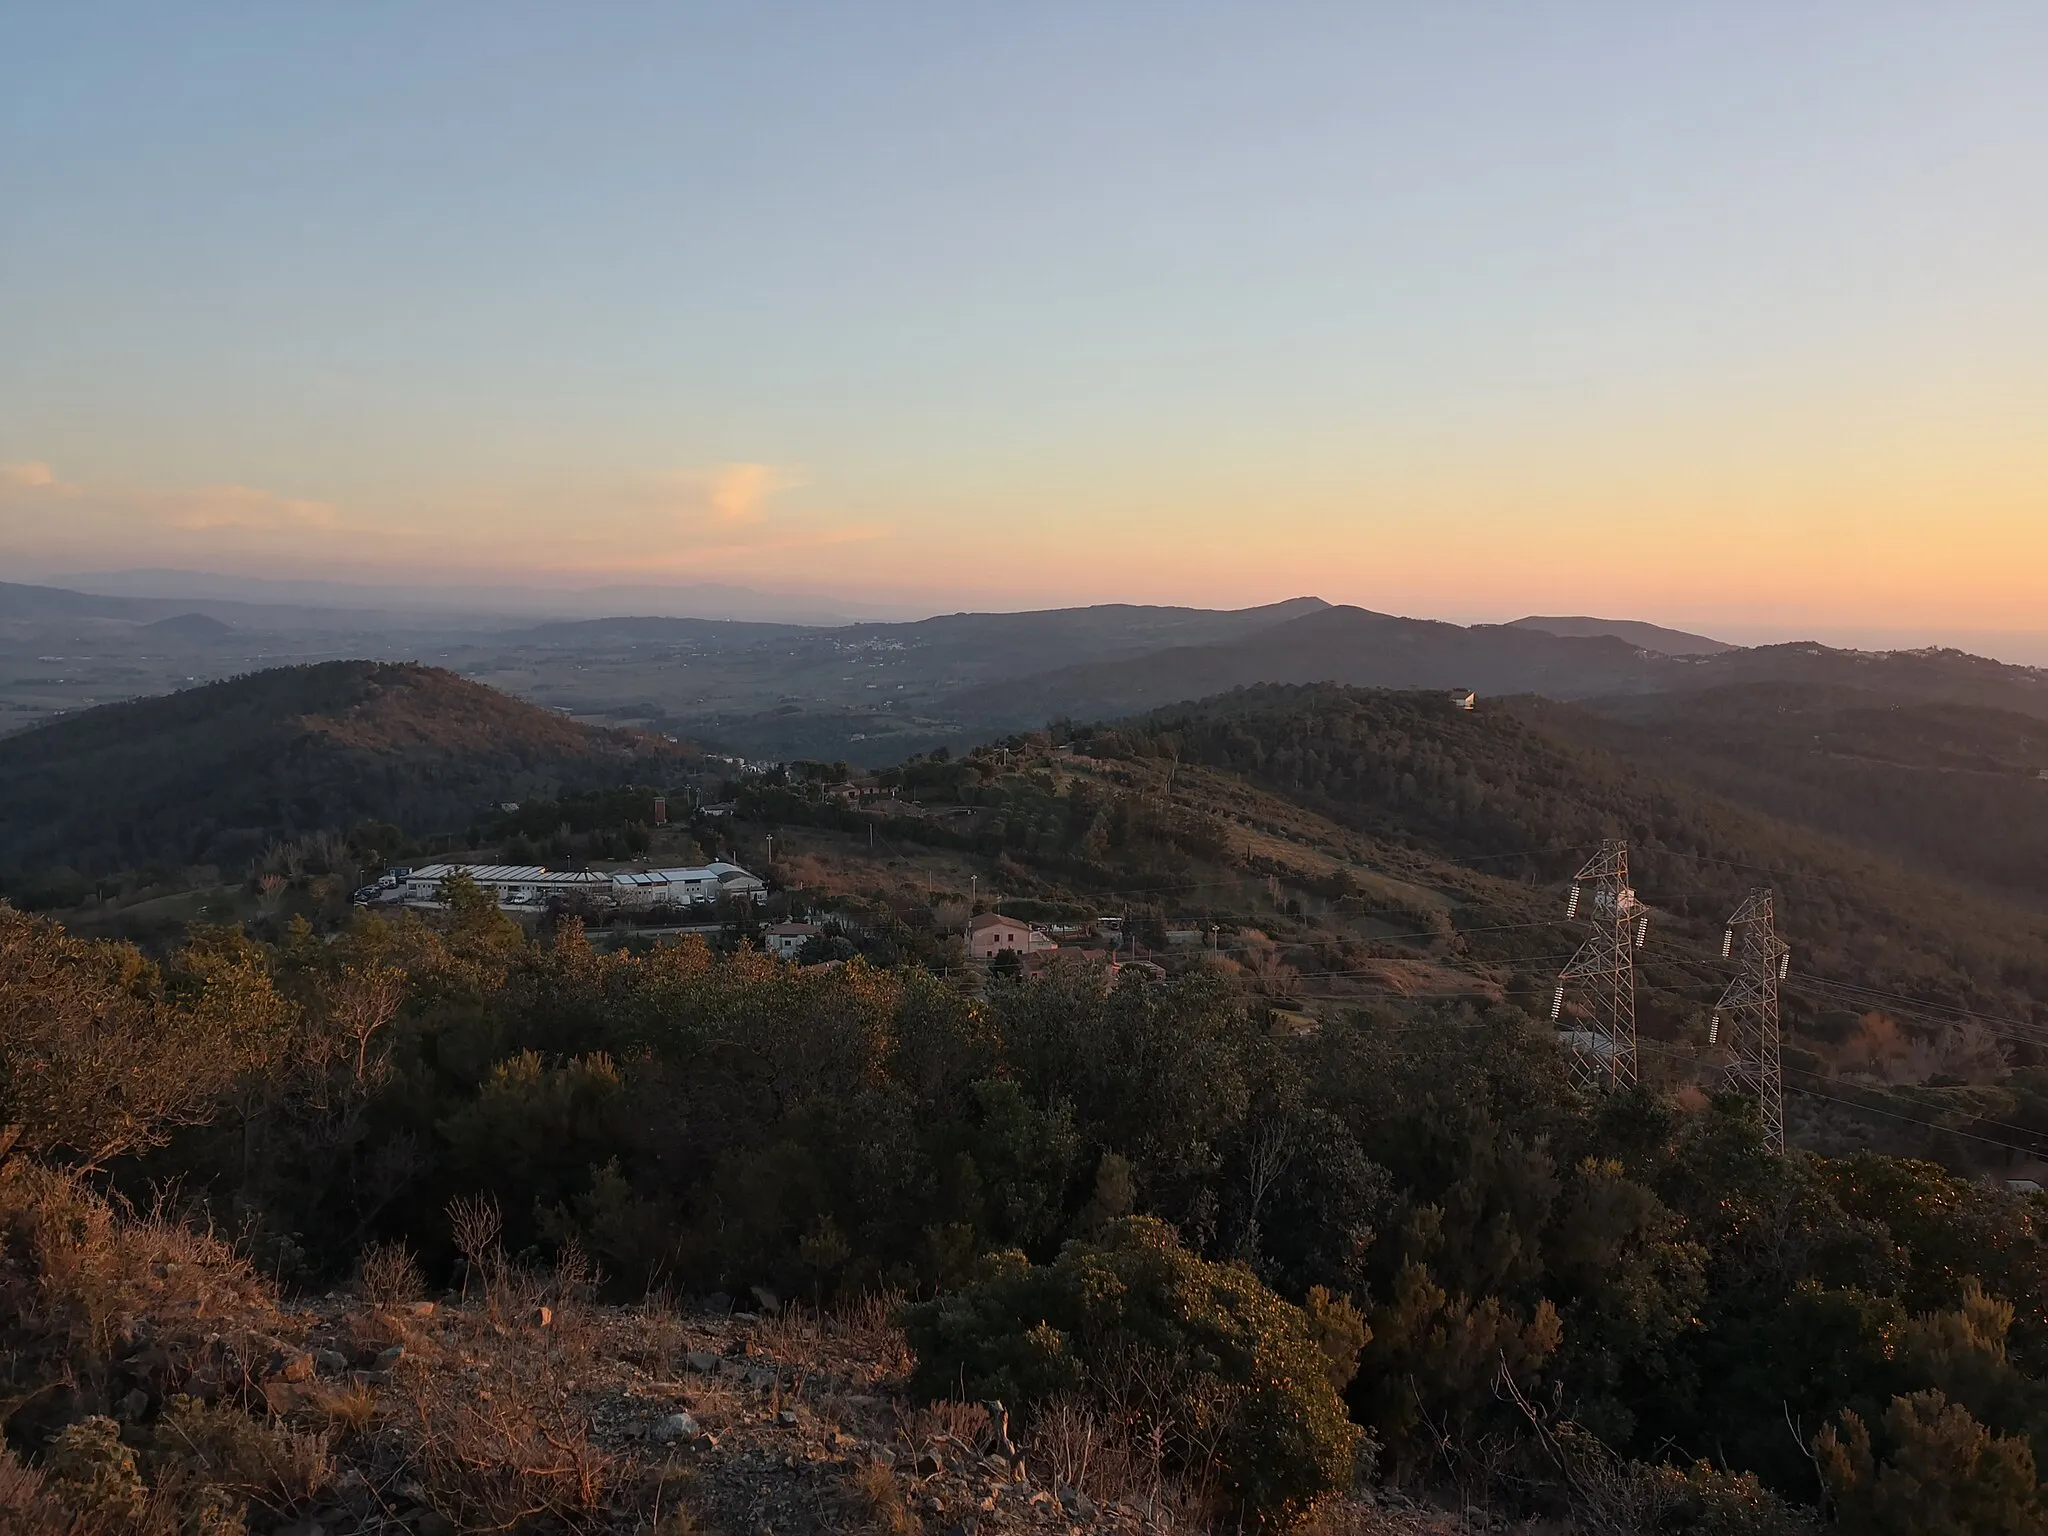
[1712,889,1791,1154]
[1552,839,1648,1091]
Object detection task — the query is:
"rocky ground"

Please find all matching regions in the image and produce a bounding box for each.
[218,1283,1499,1536]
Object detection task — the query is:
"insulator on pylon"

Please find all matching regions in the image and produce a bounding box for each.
[1634,914,1649,948]
[1778,954,1790,980]
[1551,984,1565,1020]
[1566,886,1580,919]
[1708,1013,1720,1045]
[1721,928,1734,958]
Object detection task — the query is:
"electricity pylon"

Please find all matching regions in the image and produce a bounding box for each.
[1552,840,1648,1091]
[1711,888,1791,1154]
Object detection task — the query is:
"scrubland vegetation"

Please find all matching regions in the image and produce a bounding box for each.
[9,866,2048,1532]
[10,676,2048,1531]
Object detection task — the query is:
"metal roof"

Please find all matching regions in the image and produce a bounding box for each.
[409,864,606,885]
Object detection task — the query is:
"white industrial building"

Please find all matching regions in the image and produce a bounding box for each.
[608,862,766,909]
[401,861,765,912]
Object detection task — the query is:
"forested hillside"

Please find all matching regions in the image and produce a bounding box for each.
[13,677,2048,1527]
[942,606,2048,741]
[941,604,1672,729]
[1049,685,2048,1029]
[12,879,2048,1529]
[1519,683,2048,909]
[0,660,693,884]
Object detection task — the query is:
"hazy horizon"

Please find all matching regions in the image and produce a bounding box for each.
[5,5,2046,637]
[15,562,2048,667]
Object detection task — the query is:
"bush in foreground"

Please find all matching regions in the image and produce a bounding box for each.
[903,1215,1362,1529]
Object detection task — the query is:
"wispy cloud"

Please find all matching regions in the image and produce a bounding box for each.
[621,462,806,527]
[0,457,882,584]
[162,484,341,532]
[1,461,63,490]
[709,462,800,524]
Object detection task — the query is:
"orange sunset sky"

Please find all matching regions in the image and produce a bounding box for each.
[3,6,2045,651]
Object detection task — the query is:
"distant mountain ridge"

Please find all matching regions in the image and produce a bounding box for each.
[49,568,896,624]
[12,574,2048,773]
[0,660,694,881]
[842,597,1331,674]
[1508,614,1733,655]
[943,604,1671,725]
[942,604,2048,732]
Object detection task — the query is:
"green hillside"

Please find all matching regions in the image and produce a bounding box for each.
[1097,684,2048,1023]
[0,660,694,884]
[15,679,2048,1528]
[1517,683,2048,909]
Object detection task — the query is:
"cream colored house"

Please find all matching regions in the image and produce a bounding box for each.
[968,912,1058,959]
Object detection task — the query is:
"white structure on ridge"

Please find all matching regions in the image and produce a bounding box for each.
[400,861,765,912]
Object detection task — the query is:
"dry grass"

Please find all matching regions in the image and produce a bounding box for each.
[847,1458,921,1536]
[357,1237,424,1309]
[827,1289,916,1383]
[303,1382,381,1442]
[145,1394,332,1517]
[739,1289,914,1392]
[0,1161,280,1428]
[909,1398,993,1458]
[1024,1381,1224,1532]
[398,1375,620,1531]
[390,1206,639,1530]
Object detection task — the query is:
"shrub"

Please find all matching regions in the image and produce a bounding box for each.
[358,1238,425,1309]
[0,1160,279,1428]
[1657,1461,1821,1535]
[1816,1389,2048,1535]
[902,1216,1360,1530]
[144,1395,330,1517]
[45,1417,145,1524]
[0,909,292,1167]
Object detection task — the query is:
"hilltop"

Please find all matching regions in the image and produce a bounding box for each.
[139,611,239,642]
[0,660,693,882]
[1507,613,1734,654]
[942,606,2048,738]
[939,605,1670,729]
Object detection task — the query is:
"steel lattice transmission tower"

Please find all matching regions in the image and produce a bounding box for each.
[1551,840,1649,1091]
[1711,889,1792,1154]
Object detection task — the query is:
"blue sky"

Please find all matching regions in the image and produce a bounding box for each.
[4,4,2046,644]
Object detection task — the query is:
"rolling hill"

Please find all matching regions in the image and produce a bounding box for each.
[941,604,1677,726]
[1507,613,1734,654]
[140,612,238,642]
[747,679,2048,1062]
[1068,683,2048,1030]
[1517,682,2048,909]
[0,660,695,881]
[942,605,2048,738]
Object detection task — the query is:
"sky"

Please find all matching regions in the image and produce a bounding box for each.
[3,4,2047,649]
